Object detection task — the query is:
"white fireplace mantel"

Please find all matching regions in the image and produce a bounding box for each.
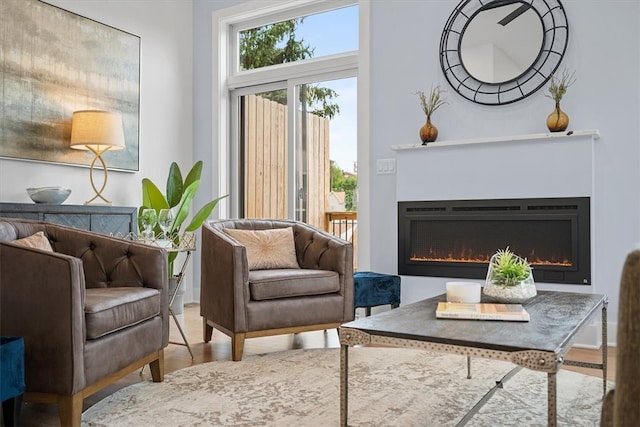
[393,127,599,209]
[391,129,600,151]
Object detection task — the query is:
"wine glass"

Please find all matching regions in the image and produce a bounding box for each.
[140,209,157,241]
[157,209,174,242]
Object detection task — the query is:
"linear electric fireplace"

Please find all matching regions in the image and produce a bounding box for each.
[398,197,591,285]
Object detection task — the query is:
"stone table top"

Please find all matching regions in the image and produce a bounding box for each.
[341,290,606,354]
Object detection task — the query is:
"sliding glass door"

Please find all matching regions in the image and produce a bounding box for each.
[233,75,356,232]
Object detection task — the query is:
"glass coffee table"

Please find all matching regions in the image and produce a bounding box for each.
[338,290,607,427]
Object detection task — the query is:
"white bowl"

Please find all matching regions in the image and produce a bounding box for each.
[26,187,72,204]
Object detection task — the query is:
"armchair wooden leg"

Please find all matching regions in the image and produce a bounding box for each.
[203,318,214,343]
[58,393,83,427]
[232,333,246,362]
[149,350,164,382]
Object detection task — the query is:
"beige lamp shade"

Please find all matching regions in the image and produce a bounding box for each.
[70,110,126,152]
[70,110,125,205]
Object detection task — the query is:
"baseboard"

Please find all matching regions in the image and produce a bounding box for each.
[571,322,617,349]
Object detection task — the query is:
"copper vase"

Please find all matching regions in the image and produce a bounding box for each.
[547,101,569,132]
[419,117,438,144]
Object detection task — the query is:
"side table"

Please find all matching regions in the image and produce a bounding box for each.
[167,244,195,360]
[1,337,25,427]
[112,232,196,360]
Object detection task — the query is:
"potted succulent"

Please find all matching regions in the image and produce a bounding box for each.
[483,247,537,303]
[140,160,227,312]
[416,85,446,144]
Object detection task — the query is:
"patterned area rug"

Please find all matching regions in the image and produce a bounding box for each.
[82,347,609,426]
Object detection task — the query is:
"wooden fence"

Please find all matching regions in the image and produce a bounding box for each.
[243,94,330,230]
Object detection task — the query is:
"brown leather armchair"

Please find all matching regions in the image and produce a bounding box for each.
[0,218,169,427]
[600,248,640,426]
[201,219,354,361]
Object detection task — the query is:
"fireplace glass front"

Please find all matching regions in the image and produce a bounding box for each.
[398,198,590,285]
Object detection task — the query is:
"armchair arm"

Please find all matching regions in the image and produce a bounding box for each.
[0,243,86,395]
[200,223,250,332]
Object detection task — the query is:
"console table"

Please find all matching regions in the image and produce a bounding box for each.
[0,203,137,235]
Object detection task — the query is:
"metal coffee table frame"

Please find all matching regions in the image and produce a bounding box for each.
[339,290,607,427]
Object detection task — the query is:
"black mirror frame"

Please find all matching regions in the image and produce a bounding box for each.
[440,0,569,106]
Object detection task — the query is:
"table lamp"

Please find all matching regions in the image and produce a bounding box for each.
[70,110,125,205]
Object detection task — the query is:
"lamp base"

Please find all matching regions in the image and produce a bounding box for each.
[85,148,114,205]
[84,201,113,206]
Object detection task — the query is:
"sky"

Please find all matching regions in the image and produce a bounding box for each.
[294,5,359,174]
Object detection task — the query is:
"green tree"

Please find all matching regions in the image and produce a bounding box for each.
[343,175,358,211]
[330,160,345,190]
[240,19,340,119]
[330,161,357,211]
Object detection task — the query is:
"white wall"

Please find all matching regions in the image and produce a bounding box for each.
[367,0,640,344]
[0,0,196,293]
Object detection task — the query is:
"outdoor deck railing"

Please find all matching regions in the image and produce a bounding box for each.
[325,211,357,270]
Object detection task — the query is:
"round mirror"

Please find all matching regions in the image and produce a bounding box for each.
[440,0,569,105]
[461,2,543,84]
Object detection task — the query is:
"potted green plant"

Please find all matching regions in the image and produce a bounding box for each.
[483,247,536,303]
[140,161,227,312]
[416,85,446,144]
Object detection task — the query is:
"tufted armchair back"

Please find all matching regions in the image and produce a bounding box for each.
[0,218,165,290]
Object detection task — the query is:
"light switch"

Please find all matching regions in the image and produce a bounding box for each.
[376,158,396,174]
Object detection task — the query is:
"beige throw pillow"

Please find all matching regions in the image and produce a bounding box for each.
[12,231,53,252]
[224,227,299,270]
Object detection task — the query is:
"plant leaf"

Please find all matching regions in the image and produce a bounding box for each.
[184,194,229,231]
[166,162,183,208]
[141,178,169,210]
[170,180,200,234]
[184,161,203,191]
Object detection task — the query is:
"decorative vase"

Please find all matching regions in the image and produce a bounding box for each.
[547,101,569,132]
[419,117,438,144]
[483,254,537,304]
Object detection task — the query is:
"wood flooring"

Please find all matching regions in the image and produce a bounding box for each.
[18,303,615,426]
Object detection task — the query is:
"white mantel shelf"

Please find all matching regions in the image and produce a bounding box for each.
[391,129,600,151]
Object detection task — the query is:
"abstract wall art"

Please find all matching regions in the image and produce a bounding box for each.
[0,0,140,171]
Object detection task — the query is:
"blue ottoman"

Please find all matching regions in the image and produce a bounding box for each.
[354,271,401,316]
[1,336,25,427]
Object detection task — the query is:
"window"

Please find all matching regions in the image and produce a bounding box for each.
[237,5,359,72]
[222,1,359,234]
